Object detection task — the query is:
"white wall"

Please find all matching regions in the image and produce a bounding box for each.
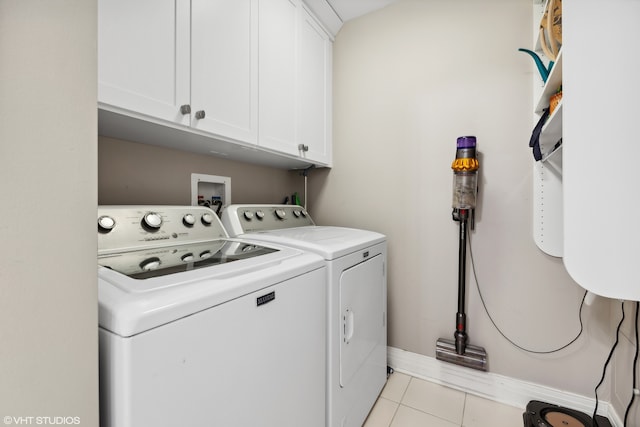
[0,0,98,424]
[309,0,617,399]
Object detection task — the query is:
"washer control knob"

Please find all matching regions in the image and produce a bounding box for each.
[200,250,212,259]
[243,211,255,221]
[300,210,308,217]
[183,213,196,226]
[201,212,214,225]
[140,257,161,271]
[143,212,163,229]
[275,209,286,220]
[255,210,265,220]
[181,253,195,262]
[293,210,301,218]
[98,215,116,232]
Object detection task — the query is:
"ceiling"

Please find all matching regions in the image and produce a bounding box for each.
[326,0,399,22]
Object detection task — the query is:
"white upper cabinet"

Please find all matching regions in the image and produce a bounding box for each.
[191,0,258,143]
[98,0,191,126]
[258,0,298,154]
[298,6,332,165]
[98,0,332,168]
[258,0,332,165]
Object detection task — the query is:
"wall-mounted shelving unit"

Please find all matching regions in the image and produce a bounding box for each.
[530,1,563,257]
[528,0,640,301]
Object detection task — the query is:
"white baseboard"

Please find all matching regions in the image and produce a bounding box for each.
[387,346,623,427]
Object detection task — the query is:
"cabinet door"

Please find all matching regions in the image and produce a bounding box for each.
[298,8,332,166]
[98,0,190,126]
[258,0,299,156]
[191,0,258,144]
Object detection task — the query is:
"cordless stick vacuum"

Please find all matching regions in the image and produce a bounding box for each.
[436,136,488,371]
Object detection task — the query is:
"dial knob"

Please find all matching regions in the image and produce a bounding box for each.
[98,215,116,232]
[293,210,301,218]
[201,213,214,225]
[140,257,161,271]
[300,210,308,217]
[181,253,195,262]
[275,209,286,220]
[243,211,255,220]
[255,210,265,220]
[183,213,196,226]
[200,250,212,259]
[143,212,163,229]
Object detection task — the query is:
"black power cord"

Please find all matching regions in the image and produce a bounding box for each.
[467,226,586,354]
[592,301,625,426]
[623,301,639,426]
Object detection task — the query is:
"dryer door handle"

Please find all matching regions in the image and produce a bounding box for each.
[343,309,355,344]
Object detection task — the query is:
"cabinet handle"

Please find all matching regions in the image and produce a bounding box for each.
[195,110,206,120]
[298,144,309,152]
[180,104,191,115]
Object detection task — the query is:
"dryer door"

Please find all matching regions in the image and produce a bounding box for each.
[339,254,385,387]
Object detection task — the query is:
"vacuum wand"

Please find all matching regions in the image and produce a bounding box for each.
[436,136,487,371]
[455,209,469,355]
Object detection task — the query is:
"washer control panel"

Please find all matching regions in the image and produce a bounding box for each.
[98,205,227,254]
[222,204,315,235]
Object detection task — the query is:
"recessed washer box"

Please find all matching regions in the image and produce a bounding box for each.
[191,173,231,209]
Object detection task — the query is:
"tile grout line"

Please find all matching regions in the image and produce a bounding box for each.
[398,375,412,403]
[386,400,400,427]
[397,375,468,427]
[387,374,412,427]
[460,392,468,427]
[388,373,413,427]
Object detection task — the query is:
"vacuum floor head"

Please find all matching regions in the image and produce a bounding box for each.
[436,338,487,371]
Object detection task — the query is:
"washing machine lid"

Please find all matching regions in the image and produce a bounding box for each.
[98,239,325,337]
[241,226,386,260]
[98,239,277,279]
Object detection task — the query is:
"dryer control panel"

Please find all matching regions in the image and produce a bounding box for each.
[222,204,315,235]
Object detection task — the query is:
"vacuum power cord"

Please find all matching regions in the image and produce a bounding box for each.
[468,228,586,354]
[468,226,639,425]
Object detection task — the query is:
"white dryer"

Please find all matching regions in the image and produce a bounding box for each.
[222,204,387,427]
[97,205,326,427]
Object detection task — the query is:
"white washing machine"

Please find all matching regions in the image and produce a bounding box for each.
[97,205,326,427]
[222,204,387,427]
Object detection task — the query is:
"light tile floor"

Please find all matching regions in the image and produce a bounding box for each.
[363,372,524,427]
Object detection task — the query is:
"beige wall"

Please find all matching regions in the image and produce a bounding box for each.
[0,0,99,425]
[1,0,633,423]
[309,0,619,399]
[98,137,304,206]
